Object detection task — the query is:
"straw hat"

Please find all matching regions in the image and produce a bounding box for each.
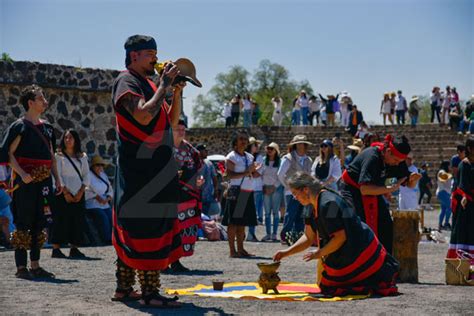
[91,155,108,167]
[438,170,453,182]
[347,138,363,152]
[174,58,202,88]
[266,142,280,155]
[288,135,313,146]
[248,137,263,145]
[341,91,350,97]
[410,95,419,102]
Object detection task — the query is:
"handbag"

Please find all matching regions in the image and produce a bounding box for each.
[226,154,248,201]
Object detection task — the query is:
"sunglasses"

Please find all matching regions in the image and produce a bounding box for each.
[266,147,275,151]
[320,144,328,148]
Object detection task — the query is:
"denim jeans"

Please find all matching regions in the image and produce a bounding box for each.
[248,190,263,236]
[469,120,474,133]
[292,109,301,126]
[263,186,283,235]
[87,207,113,243]
[437,190,451,227]
[301,107,309,125]
[411,115,418,127]
[280,194,304,240]
[396,110,405,125]
[431,103,441,123]
[243,109,252,127]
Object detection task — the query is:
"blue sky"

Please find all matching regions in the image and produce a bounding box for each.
[1,0,472,125]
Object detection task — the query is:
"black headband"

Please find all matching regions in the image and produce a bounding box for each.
[124,35,157,53]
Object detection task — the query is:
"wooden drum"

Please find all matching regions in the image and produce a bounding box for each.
[392,210,420,283]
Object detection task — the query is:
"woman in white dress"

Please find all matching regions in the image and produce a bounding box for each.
[380,93,393,126]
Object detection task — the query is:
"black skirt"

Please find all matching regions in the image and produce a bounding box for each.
[50,194,86,245]
[222,190,258,226]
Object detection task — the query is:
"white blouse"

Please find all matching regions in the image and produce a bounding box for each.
[226,151,254,191]
[262,160,281,187]
[85,170,113,210]
[55,153,89,195]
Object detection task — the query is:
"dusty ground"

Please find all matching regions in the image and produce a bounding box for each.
[0,209,473,316]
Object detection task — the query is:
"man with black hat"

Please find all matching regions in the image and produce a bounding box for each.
[111,34,185,308]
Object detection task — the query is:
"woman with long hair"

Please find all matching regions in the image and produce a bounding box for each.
[222,130,259,257]
[380,93,393,126]
[273,172,399,297]
[51,129,89,258]
[311,140,342,191]
[448,137,474,259]
[261,142,283,242]
[291,95,301,126]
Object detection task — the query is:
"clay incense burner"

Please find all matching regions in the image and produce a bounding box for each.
[257,262,281,294]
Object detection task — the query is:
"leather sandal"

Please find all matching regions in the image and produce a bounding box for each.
[111,288,141,302]
[140,292,181,308]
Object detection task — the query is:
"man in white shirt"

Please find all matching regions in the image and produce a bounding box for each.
[395,90,407,125]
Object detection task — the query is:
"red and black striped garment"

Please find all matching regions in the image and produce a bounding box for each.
[306,190,399,297]
[174,140,203,257]
[448,160,474,259]
[340,146,410,254]
[111,70,183,271]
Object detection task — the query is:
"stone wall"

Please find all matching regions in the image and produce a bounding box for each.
[0,60,119,174]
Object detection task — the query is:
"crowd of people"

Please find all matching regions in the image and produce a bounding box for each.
[223,91,367,130]
[1,34,473,309]
[222,87,474,135]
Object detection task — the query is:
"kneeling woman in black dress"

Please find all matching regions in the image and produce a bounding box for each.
[273,172,399,296]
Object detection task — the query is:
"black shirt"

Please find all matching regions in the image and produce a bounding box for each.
[315,161,330,181]
[346,146,410,186]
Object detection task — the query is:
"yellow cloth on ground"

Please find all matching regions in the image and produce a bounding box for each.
[166,282,370,302]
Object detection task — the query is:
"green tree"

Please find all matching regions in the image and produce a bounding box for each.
[210,65,250,104]
[192,60,313,127]
[192,65,250,127]
[250,60,313,126]
[417,95,433,123]
[1,53,13,63]
[191,94,225,127]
